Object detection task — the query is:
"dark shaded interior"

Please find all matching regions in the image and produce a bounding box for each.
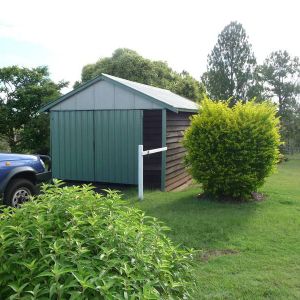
[143,110,162,189]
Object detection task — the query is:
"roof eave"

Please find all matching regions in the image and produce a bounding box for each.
[177,108,198,113]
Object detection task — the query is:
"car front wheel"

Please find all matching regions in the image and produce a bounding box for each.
[4,179,36,207]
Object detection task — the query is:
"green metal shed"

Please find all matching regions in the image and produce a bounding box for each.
[40,74,198,191]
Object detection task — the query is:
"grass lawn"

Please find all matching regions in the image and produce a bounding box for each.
[126,154,300,299]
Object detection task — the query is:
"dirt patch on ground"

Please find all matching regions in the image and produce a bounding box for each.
[197,192,267,203]
[251,192,266,202]
[197,249,239,262]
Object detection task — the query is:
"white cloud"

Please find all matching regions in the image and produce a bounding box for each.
[0,0,299,88]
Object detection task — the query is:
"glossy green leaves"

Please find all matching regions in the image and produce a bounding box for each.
[0,181,193,299]
[183,99,281,199]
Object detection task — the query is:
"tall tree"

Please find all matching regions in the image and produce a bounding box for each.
[281,102,300,153]
[0,66,67,154]
[257,50,300,152]
[75,48,205,102]
[202,21,257,104]
[258,50,300,115]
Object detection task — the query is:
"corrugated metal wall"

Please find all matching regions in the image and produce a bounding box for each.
[94,110,143,184]
[51,111,94,181]
[50,110,143,184]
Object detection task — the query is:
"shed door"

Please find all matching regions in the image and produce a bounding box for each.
[51,111,95,181]
[94,110,143,184]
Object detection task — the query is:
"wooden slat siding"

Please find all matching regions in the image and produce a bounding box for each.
[166,168,188,182]
[167,142,184,150]
[167,120,190,126]
[166,175,192,192]
[166,136,184,143]
[167,126,189,132]
[166,172,191,187]
[166,178,193,192]
[167,113,192,121]
[167,147,186,156]
[143,110,162,188]
[166,163,186,175]
[166,158,184,169]
[165,111,194,191]
[166,131,185,138]
[167,151,186,163]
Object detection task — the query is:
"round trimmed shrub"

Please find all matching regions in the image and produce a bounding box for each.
[183,99,281,199]
[0,181,193,299]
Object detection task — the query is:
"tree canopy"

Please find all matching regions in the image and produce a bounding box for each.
[257,50,300,152]
[75,48,205,102]
[257,50,300,116]
[202,21,257,104]
[0,66,67,154]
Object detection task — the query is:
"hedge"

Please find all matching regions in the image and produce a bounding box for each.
[183,99,281,199]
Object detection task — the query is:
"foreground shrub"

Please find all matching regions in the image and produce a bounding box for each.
[0,181,193,299]
[183,99,281,199]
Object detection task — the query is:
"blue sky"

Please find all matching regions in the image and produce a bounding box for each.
[0,38,49,67]
[1,0,299,91]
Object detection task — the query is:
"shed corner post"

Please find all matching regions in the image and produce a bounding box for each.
[161,109,167,191]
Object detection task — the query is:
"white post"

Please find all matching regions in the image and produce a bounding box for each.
[138,145,167,200]
[138,145,144,200]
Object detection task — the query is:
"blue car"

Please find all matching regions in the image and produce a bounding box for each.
[0,153,52,207]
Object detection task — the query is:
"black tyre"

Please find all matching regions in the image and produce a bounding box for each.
[3,179,36,207]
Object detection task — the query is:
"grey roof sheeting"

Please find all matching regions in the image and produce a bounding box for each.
[40,73,199,113]
[102,74,199,112]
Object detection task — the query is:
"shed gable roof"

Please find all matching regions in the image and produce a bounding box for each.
[40,73,199,113]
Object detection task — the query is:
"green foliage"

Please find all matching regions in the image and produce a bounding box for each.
[0,66,67,154]
[0,136,9,152]
[257,50,300,153]
[202,22,258,104]
[258,50,300,113]
[183,99,281,199]
[0,181,194,299]
[76,48,205,101]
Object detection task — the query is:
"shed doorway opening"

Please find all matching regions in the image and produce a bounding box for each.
[143,110,163,189]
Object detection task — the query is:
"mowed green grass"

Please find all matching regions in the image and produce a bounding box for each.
[127,155,300,299]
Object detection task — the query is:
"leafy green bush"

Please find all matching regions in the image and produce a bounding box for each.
[183,99,281,199]
[0,181,193,299]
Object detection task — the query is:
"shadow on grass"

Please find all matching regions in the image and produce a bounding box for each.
[130,190,261,249]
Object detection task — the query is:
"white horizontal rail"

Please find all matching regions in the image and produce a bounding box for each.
[138,145,167,200]
[142,147,167,156]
